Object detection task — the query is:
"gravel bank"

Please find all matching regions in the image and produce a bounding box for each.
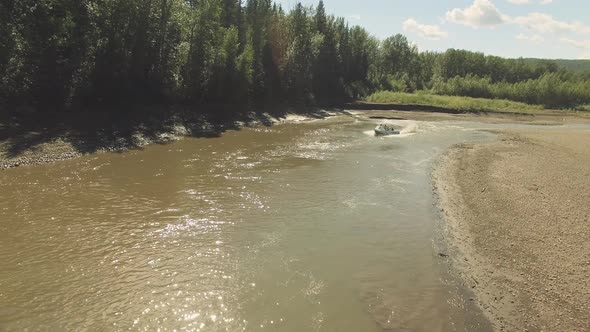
[0,127,193,170]
[434,129,590,331]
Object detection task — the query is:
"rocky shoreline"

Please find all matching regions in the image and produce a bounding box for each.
[0,127,196,170]
[0,109,339,171]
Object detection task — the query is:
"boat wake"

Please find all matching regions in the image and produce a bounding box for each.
[366,121,418,138]
[399,122,417,135]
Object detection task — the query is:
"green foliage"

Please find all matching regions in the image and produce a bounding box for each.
[432,75,494,99]
[431,73,590,108]
[524,59,590,74]
[366,91,543,113]
[0,0,588,114]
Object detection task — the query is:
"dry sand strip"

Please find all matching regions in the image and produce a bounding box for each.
[434,129,590,331]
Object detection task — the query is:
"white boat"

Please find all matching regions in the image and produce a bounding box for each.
[374,124,400,136]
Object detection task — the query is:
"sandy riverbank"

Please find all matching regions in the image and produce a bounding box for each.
[434,129,590,331]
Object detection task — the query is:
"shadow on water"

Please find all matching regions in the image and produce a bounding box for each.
[0,104,348,159]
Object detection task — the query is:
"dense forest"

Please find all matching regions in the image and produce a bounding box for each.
[532,59,590,74]
[1,0,589,115]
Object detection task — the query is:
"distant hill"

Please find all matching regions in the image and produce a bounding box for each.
[553,59,590,73]
[523,58,590,73]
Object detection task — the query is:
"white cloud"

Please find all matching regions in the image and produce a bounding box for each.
[446,1,590,36]
[348,15,361,21]
[446,0,509,28]
[403,18,448,40]
[515,33,544,44]
[513,13,590,34]
[561,38,590,49]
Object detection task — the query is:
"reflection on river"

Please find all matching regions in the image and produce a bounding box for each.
[0,115,493,331]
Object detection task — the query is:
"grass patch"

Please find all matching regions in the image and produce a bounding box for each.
[574,104,590,112]
[365,91,545,114]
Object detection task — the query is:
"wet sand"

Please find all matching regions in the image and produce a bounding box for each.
[434,129,590,331]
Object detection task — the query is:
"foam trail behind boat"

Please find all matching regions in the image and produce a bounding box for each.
[401,122,417,134]
[383,121,417,138]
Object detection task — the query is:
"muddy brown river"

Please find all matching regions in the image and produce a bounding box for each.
[1,116,496,331]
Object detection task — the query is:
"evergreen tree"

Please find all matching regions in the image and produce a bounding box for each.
[0,0,588,114]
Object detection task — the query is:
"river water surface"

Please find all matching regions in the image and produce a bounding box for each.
[1,115,497,331]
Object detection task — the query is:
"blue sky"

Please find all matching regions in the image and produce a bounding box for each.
[275,0,590,59]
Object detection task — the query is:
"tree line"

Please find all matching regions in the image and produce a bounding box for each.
[1,0,589,115]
